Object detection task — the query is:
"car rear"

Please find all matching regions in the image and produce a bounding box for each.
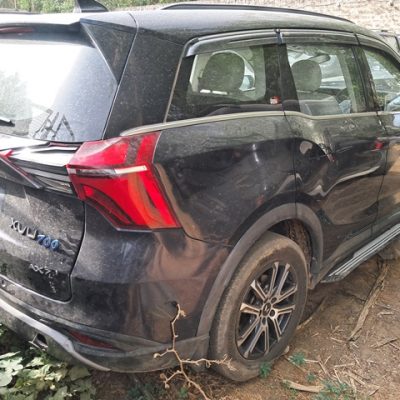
[0,11,227,372]
[0,14,127,300]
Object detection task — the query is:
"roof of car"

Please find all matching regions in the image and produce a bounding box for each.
[0,6,384,44]
[132,8,383,44]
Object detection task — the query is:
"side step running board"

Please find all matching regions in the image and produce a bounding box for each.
[322,223,400,283]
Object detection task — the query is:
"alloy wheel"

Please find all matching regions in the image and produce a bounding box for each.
[236,261,298,359]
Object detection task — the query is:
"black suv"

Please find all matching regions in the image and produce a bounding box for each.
[1,2,400,382]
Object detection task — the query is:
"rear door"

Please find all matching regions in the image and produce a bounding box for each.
[358,35,400,234]
[160,31,297,244]
[280,30,387,269]
[0,25,121,300]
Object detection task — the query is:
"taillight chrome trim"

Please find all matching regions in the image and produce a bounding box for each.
[67,164,148,177]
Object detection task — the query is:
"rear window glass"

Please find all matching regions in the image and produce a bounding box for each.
[0,33,117,143]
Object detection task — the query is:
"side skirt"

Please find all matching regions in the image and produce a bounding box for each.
[322,223,400,283]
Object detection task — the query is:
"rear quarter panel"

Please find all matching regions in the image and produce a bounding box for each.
[154,115,296,244]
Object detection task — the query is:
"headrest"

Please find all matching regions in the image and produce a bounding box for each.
[199,53,245,94]
[291,59,322,92]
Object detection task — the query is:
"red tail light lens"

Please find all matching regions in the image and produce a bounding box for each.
[67,132,180,230]
[68,330,116,350]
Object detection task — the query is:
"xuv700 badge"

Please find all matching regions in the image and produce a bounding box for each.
[10,218,60,251]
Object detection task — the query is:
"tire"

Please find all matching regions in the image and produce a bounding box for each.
[209,232,308,382]
[379,238,400,260]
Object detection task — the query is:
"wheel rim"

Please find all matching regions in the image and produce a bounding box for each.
[236,261,298,360]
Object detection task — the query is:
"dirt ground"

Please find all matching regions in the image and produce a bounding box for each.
[94,256,400,400]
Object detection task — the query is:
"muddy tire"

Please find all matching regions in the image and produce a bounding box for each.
[209,232,308,382]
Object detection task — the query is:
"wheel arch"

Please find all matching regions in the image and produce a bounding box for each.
[196,203,323,338]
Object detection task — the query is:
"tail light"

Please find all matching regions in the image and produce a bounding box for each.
[68,330,116,350]
[67,132,179,230]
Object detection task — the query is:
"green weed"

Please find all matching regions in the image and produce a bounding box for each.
[289,352,306,367]
[259,362,272,378]
[0,324,96,400]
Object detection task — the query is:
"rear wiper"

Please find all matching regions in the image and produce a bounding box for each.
[0,116,14,127]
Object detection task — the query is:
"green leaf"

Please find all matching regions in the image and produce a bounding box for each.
[71,377,95,395]
[0,352,20,360]
[80,392,91,400]
[0,357,23,370]
[26,356,46,368]
[47,386,69,400]
[46,368,68,382]
[0,370,13,387]
[68,366,90,382]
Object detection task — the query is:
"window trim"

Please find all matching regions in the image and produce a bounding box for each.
[122,110,379,138]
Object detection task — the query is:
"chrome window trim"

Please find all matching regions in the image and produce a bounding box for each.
[122,110,378,137]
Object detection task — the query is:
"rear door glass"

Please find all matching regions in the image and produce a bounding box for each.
[168,44,282,120]
[0,33,117,143]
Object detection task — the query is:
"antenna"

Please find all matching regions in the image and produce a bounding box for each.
[73,0,108,13]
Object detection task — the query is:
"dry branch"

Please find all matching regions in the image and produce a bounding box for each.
[282,380,323,393]
[348,259,390,341]
[154,304,234,400]
[371,337,398,349]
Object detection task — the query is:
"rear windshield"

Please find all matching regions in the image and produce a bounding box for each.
[0,33,117,143]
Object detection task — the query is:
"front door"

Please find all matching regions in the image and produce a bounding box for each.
[358,36,400,235]
[279,31,387,270]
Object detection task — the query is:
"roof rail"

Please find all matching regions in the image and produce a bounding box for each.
[73,0,108,13]
[162,3,353,24]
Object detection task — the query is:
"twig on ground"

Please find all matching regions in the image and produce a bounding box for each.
[333,363,354,369]
[378,311,394,316]
[344,371,367,386]
[154,304,234,400]
[348,259,390,341]
[282,380,323,393]
[317,356,329,377]
[371,337,398,349]
[389,342,400,351]
[368,386,380,396]
[297,297,327,331]
[330,336,345,343]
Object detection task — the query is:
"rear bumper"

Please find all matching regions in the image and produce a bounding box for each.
[0,293,209,372]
